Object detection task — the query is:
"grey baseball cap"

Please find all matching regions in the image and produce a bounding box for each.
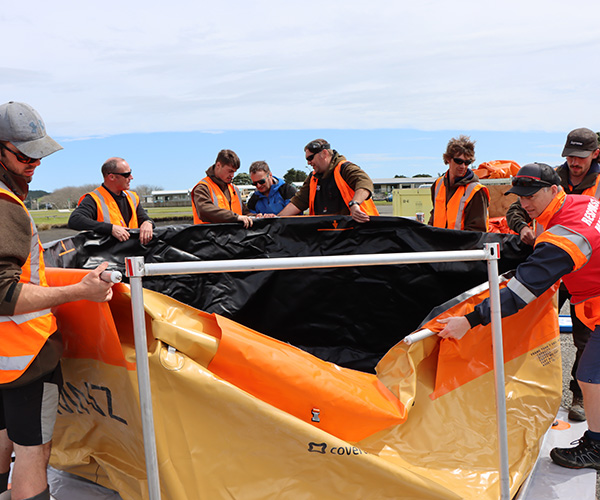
[0,101,63,159]
[561,128,599,158]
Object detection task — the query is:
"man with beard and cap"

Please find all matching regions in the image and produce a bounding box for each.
[191,149,254,228]
[68,157,154,244]
[506,128,600,422]
[277,139,379,223]
[437,162,600,471]
[429,135,490,232]
[0,101,114,500]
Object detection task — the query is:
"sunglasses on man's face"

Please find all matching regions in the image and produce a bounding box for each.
[452,158,474,166]
[252,178,268,186]
[112,171,133,178]
[512,176,550,188]
[0,143,38,165]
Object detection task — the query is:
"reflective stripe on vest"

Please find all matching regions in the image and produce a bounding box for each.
[507,277,537,305]
[0,183,57,383]
[308,161,379,216]
[78,186,139,228]
[537,225,591,272]
[433,178,489,230]
[192,177,243,224]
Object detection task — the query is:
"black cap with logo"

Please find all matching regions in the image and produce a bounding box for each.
[505,163,561,197]
[562,128,599,158]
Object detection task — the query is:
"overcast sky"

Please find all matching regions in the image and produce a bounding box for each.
[3,0,600,191]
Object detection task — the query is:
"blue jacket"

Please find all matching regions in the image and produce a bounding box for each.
[247,177,296,214]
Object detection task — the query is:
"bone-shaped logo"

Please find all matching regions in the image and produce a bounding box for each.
[307,442,327,454]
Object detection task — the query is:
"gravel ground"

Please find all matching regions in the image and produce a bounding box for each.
[559,303,599,499]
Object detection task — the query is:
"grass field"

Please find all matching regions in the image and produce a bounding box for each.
[31,202,393,229]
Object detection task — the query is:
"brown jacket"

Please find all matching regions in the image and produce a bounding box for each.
[192,165,251,223]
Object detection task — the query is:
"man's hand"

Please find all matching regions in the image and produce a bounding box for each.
[78,262,114,302]
[237,215,254,228]
[437,316,471,340]
[111,225,130,242]
[519,225,536,246]
[139,220,153,245]
[350,203,370,223]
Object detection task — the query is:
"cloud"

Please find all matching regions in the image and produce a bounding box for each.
[3,0,600,139]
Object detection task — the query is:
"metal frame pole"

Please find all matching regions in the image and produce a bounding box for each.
[122,247,510,500]
[485,243,510,500]
[125,256,161,500]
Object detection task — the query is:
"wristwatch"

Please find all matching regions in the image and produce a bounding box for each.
[348,201,361,208]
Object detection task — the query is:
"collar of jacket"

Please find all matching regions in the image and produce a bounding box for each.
[557,160,600,191]
[205,164,231,192]
[314,151,345,180]
[0,162,28,200]
[254,176,282,199]
[536,189,566,230]
[445,168,477,187]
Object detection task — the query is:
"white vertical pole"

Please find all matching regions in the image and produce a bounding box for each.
[125,256,161,500]
[485,243,510,500]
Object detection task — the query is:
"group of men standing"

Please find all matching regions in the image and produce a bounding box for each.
[189,139,380,227]
[3,98,600,500]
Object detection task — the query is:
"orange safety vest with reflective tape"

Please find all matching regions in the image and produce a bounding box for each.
[192,177,243,224]
[308,161,379,216]
[78,186,139,228]
[536,192,600,329]
[0,184,57,384]
[432,177,490,230]
[578,174,600,199]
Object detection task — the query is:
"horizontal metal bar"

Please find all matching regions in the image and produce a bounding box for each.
[136,250,489,277]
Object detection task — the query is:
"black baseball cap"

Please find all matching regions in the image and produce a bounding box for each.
[562,128,599,158]
[505,163,561,197]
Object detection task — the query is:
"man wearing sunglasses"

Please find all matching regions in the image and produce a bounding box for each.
[429,135,490,232]
[0,101,114,500]
[506,128,600,423]
[437,162,600,472]
[68,158,154,244]
[277,139,379,223]
[247,161,296,215]
[192,149,254,228]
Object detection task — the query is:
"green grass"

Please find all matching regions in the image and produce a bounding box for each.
[31,206,194,229]
[31,202,391,229]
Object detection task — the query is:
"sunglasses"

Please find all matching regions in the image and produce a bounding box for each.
[306,152,318,162]
[452,158,475,166]
[112,171,133,178]
[512,176,551,188]
[0,143,38,165]
[252,178,268,186]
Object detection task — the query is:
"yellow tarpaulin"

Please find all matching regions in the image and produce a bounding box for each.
[46,268,561,500]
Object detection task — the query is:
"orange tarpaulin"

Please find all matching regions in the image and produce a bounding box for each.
[45,267,561,500]
[473,160,521,179]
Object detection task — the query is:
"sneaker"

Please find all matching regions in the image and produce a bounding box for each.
[550,432,600,469]
[568,395,586,421]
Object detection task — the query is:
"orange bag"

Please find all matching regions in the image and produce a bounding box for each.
[473,160,520,179]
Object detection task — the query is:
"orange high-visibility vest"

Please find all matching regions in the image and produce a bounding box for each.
[192,177,243,224]
[78,186,140,228]
[535,192,600,329]
[308,161,379,216]
[578,174,600,199]
[0,184,57,384]
[432,177,490,230]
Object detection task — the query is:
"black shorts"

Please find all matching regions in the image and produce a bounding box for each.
[0,363,63,446]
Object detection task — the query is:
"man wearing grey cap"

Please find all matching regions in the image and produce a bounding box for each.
[506,128,600,422]
[437,162,600,471]
[0,102,114,500]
